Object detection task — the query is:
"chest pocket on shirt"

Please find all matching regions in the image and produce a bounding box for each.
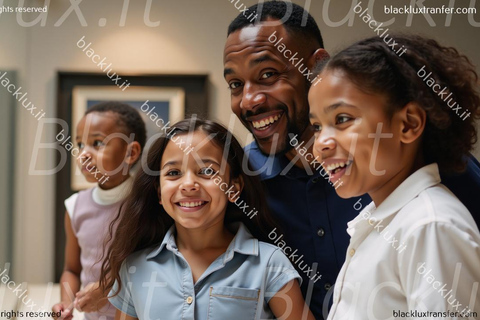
[207,286,260,320]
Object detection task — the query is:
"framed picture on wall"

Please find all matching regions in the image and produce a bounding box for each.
[55,72,208,281]
[70,85,185,190]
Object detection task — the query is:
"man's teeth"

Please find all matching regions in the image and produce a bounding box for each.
[252,114,281,130]
[324,161,352,174]
[179,201,205,208]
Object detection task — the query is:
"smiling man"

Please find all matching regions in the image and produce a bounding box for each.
[223,3,360,319]
[223,2,480,319]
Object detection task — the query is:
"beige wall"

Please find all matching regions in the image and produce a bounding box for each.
[0,0,478,282]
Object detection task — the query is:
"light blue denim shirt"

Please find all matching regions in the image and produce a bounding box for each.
[109,223,301,320]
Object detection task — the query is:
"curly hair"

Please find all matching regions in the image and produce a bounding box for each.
[315,34,480,173]
[86,101,147,150]
[99,118,276,299]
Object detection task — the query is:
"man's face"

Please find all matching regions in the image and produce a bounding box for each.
[224,21,311,155]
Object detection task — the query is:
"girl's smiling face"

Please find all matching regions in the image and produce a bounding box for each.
[159,131,241,231]
[308,69,409,204]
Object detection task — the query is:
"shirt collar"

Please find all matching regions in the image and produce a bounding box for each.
[244,141,283,180]
[146,225,177,259]
[347,163,442,235]
[145,223,259,260]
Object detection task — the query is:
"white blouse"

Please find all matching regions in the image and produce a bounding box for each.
[328,164,480,320]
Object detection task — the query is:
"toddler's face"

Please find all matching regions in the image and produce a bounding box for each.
[75,111,130,189]
[308,69,405,200]
[159,131,240,231]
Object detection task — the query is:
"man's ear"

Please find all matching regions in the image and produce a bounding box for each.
[125,141,142,165]
[228,176,244,203]
[309,48,329,70]
[398,102,426,144]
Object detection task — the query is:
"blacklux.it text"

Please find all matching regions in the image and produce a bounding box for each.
[268,31,323,87]
[205,164,258,220]
[289,135,344,190]
[353,199,407,253]
[228,0,258,23]
[269,228,321,283]
[0,268,36,309]
[140,100,176,131]
[353,2,407,57]
[0,72,46,121]
[77,36,131,91]
[56,128,110,184]
[417,262,477,316]
[417,65,471,121]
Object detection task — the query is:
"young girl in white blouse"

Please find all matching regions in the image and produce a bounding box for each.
[308,34,480,319]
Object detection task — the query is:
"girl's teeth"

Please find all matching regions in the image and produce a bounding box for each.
[179,201,204,207]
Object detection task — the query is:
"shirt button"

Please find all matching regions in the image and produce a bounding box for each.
[324,283,332,291]
[186,296,193,304]
[312,177,320,183]
[349,248,356,257]
[317,228,325,237]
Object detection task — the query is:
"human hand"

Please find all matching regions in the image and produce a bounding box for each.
[74,282,107,313]
[52,302,74,320]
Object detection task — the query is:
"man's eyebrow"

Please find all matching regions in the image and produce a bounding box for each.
[224,55,278,78]
[224,68,234,78]
[250,54,276,67]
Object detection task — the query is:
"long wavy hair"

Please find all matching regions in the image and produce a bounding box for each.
[99,118,276,297]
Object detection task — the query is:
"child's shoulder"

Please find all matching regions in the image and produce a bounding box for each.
[256,240,292,263]
[64,187,95,218]
[396,183,477,234]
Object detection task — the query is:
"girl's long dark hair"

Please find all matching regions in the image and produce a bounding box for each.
[99,118,276,297]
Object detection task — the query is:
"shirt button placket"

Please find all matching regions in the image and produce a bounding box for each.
[349,248,356,257]
[317,228,325,237]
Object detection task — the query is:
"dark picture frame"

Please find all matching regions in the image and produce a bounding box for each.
[54,72,209,280]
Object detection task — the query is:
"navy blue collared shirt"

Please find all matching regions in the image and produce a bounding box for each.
[245,141,480,320]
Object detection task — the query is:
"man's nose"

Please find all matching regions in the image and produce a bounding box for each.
[240,82,266,111]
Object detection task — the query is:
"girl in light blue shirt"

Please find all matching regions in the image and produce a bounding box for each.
[100,119,315,320]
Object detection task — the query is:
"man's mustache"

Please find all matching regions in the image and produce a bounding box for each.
[242,105,287,121]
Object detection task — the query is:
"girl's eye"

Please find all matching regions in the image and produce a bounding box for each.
[336,115,353,125]
[93,140,105,147]
[261,71,275,79]
[312,124,322,132]
[200,167,216,176]
[166,170,181,177]
[77,142,84,149]
[228,81,242,90]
